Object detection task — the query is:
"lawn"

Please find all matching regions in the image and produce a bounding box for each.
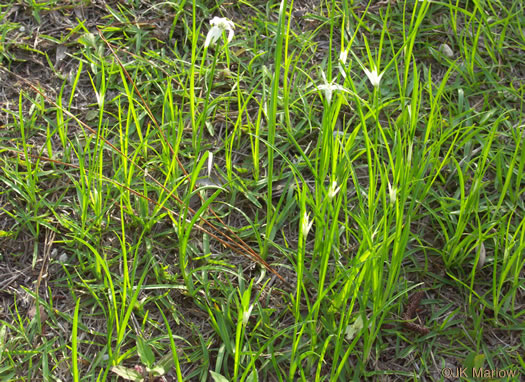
[0,0,524,381]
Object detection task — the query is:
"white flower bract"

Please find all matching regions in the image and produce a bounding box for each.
[388,183,397,205]
[319,71,345,105]
[207,151,213,177]
[205,17,235,48]
[339,50,348,65]
[242,304,254,326]
[328,181,341,199]
[362,66,384,88]
[301,211,313,237]
[338,49,349,78]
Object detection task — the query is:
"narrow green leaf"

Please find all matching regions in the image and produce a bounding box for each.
[210,370,229,382]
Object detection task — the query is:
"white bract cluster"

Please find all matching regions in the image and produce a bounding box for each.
[205,17,235,48]
[388,182,397,205]
[362,66,384,88]
[301,211,313,237]
[340,48,386,88]
[318,71,346,105]
[328,181,341,200]
[242,305,254,326]
[338,50,349,79]
[339,50,348,65]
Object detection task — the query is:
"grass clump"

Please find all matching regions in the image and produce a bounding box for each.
[0,0,523,380]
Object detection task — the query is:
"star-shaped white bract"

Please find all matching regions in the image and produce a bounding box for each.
[301,211,313,237]
[318,71,346,105]
[328,181,341,200]
[339,50,348,65]
[362,66,384,88]
[205,17,235,48]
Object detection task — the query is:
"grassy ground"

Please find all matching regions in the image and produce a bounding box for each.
[0,0,524,381]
